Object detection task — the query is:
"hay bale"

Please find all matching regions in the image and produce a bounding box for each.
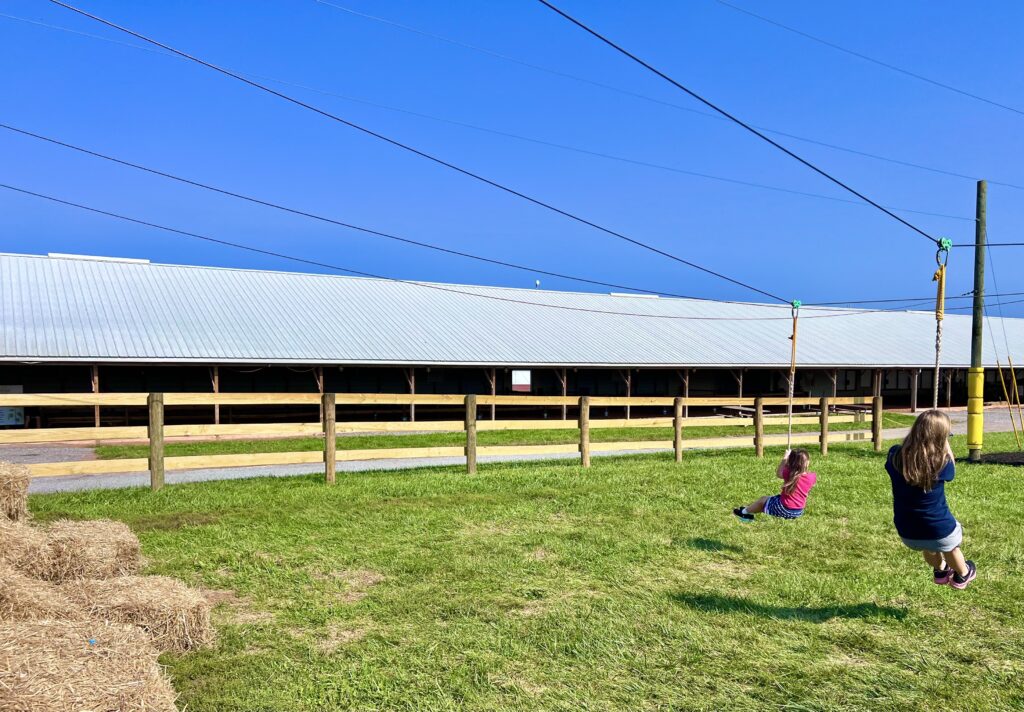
[0,461,30,522]
[0,563,84,621]
[45,519,141,582]
[63,576,214,653]
[0,619,178,712]
[0,519,51,578]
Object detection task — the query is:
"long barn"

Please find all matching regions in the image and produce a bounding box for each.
[1,252,1022,427]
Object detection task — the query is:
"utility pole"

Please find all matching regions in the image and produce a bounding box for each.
[967,180,986,462]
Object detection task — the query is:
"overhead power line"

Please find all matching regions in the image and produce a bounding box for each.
[5,123,995,315]
[46,0,787,304]
[714,0,1024,118]
[535,0,944,248]
[306,2,1024,192]
[0,13,972,223]
[2,181,969,321]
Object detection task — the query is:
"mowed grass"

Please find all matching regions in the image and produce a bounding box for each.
[31,431,1022,711]
[94,412,916,459]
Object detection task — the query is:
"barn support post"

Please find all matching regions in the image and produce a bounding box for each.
[210,366,220,425]
[829,369,838,410]
[91,365,100,427]
[557,368,568,420]
[620,370,632,419]
[946,370,953,408]
[405,368,416,422]
[872,396,884,452]
[147,392,164,492]
[465,394,478,474]
[322,392,336,485]
[731,369,744,399]
[872,369,883,398]
[578,396,591,467]
[485,368,497,420]
[315,367,324,422]
[909,369,920,413]
[678,369,690,418]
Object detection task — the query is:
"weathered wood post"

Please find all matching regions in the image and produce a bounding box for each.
[754,396,765,458]
[872,396,883,452]
[673,396,684,462]
[578,396,591,468]
[819,396,829,456]
[909,368,920,413]
[147,392,164,492]
[322,392,336,485]
[465,394,478,474]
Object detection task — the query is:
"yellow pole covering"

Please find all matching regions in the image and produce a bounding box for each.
[967,367,985,452]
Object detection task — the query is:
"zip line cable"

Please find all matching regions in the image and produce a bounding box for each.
[304,3,1024,192]
[9,10,1022,211]
[45,0,787,305]
[0,181,961,323]
[535,0,943,248]
[713,0,1024,118]
[6,122,1009,315]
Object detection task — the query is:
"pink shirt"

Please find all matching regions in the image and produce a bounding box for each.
[779,466,817,510]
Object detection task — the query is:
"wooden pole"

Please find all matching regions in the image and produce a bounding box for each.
[315,367,324,422]
[322,392,336,484]
[578,396,591,467]
[909,369,919,413]
[873,369,882,398]
[673,396,683,462]
[486,368,496,421]
[147,392,164,492]
[465,394,477,474]
[406,368,416,422]
[946,370,953,408]
[754,396,764,458]
[620,370,632,420]
[681,369,690,418]
[560,368,568,420]
[210,366,220,425]
[732,369,744,399]
[819,396,829,456]
[872,396,883,452]
[968,180,986,462]
[830,369,838,402]
[91,365,100,427]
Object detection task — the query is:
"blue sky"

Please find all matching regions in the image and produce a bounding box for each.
[1,1,1022,315]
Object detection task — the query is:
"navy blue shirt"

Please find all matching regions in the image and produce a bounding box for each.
[885,445,957,540]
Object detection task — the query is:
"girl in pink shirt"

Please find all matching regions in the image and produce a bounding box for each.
[734,449,817,521]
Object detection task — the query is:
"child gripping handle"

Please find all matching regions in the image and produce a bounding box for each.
[734,448,817,522]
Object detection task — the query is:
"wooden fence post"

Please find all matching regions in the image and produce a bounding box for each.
[465,394,477,474]
[322,392,336,485]
[819,396,829,456]
[578,396,591,468]
[872,396,883,452]
[673,396,683,462]
[754,396,764,458]
[147,392,164,492]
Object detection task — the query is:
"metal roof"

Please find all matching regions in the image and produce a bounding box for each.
[1,252,1022,368]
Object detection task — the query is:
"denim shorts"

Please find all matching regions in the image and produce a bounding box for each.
[900,521,963,553]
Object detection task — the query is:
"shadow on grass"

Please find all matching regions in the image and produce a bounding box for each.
[671,592,907,623]
[686,537,743,554]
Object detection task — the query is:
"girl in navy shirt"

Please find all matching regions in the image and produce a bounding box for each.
[886,409,976,589]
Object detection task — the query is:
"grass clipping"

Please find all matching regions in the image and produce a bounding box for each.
[0,619,178,712]
[0,520,52,579]
[0,562,83,621]
[0,460,30,522]
[45,519,142,582]
[64,575,214,653]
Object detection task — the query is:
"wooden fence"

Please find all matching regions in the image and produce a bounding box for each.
[0,393,883,490]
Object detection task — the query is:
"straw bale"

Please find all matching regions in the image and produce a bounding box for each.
[0,519,51,578]
[45,519,141,582]
[0,619,178,712]
[0,562,83,621]
[0,461,30,522]
[63,575,214,653]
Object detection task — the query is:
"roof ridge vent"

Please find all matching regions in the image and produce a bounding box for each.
[47,253,151,264]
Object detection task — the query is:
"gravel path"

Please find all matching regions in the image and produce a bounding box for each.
[15,407,1021,494]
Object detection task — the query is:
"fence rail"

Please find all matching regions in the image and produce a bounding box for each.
[5,393,883,488]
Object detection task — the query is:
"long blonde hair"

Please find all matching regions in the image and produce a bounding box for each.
[782,449,810,495]
[896,409,951,490]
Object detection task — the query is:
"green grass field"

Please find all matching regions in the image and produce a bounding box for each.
[94,412,916,459]
[32,431,1022,711]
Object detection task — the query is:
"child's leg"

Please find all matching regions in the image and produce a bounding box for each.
[942,547,969,577]
[744,495,770,514]
[922,550,944,570]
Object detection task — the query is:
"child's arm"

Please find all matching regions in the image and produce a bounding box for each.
[777,449,791,479]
